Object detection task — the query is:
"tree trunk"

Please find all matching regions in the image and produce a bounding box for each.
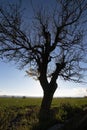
[39,91,54,122]
[39,83,57,122]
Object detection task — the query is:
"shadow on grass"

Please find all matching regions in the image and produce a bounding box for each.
[0,102,87,130]
[32,103,85,130]
[32,108,60,130]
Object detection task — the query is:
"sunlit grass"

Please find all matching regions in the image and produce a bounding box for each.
[0,97,42,110]
[0,97,87,109]
[52,97,87,107]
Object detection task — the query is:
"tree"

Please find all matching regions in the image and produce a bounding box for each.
[0,0,87,121]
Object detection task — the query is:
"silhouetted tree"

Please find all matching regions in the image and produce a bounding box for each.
[0,0,87,121]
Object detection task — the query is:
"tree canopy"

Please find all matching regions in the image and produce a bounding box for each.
[0,0,87,84]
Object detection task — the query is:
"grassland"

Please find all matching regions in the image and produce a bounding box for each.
[0,97,87,109]
[0,97,87,130]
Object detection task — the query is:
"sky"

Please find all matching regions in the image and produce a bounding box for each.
[0,61,87,97]
[0,0,87,97]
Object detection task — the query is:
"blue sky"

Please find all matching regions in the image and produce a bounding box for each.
[0,0,87,97]
[0,61,87,97]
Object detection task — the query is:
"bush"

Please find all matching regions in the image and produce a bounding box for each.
[55,103,83,122]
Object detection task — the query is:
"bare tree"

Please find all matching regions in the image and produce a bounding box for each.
[0,0,87,121]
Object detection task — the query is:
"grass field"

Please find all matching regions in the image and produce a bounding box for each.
[0,97,87,130]
[0,97,87,109]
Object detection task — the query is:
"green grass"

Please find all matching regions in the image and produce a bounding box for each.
[0,97,42,110]
[52,97,87,107]
[0,97,87,109]
[0,97,87,130]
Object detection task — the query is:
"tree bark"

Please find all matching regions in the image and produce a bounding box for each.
[39,83,58,122]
